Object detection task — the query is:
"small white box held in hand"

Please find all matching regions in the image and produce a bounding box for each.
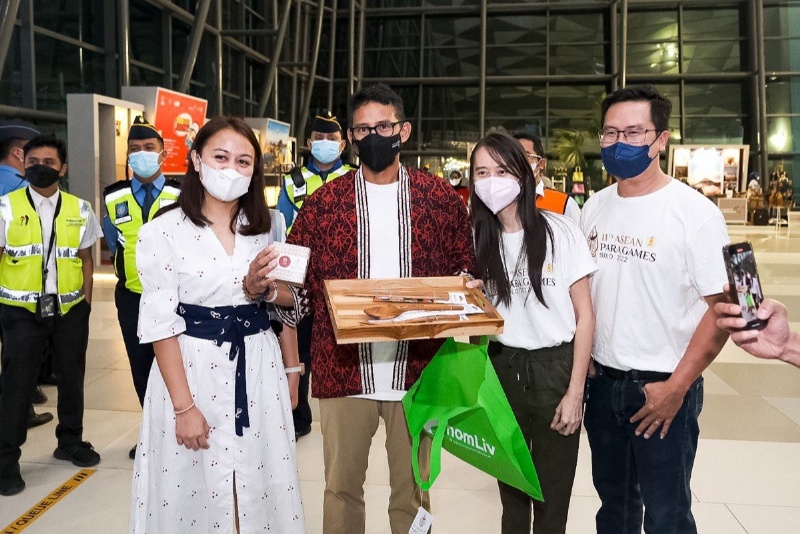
[271,242,310,286]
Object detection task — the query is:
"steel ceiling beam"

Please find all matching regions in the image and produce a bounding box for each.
[298,0,326,141]
[0,0,22,82]
[177,0,212,93]
[257,0,292,116]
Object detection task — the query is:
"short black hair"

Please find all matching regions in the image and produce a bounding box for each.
[348,83,405,125]
[23,135,67,164]
[512,132,544,158]
[601,85,672,133]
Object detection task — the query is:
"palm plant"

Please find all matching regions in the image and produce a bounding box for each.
[550,129,588,169]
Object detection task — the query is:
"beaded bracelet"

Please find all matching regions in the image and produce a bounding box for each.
[242,275,262,302]
[174,402,195,415]
[242,276,277,304]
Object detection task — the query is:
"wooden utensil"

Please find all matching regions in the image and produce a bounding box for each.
[363,304,464,320]
[344,291,451,301]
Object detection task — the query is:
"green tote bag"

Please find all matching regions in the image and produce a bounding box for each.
[403,337,543,500]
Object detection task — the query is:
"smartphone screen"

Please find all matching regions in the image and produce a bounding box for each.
[722,241,766,330]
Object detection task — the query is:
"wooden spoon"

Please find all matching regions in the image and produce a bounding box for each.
[364,304,464,320]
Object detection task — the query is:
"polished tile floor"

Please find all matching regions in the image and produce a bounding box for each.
[1,227,799,533]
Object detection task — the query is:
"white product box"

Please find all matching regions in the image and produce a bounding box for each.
[272,241,310,286]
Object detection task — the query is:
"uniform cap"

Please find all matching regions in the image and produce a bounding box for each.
[0,120,40,142]
[310,111,341,134]
[128,115,163,142]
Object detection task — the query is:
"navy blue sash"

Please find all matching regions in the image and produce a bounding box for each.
[178,302,271,436]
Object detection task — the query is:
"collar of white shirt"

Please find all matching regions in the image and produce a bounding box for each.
[28,186,60,213]
[535,179,545,199]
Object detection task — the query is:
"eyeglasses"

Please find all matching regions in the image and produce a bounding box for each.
[598,128,659,146]
[525,153,544,164]
[349,121,403,140]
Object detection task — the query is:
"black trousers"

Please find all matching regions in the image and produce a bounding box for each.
[0,300,90,468]
[489,340,580,534]
[115,284,155,407]
[0,304,52,408]
[292,315,313,431]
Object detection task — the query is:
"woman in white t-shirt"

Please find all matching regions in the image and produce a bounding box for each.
[469,132,596,534]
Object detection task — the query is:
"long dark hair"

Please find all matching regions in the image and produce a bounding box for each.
[157,116,270,236]
[470,131,553,307]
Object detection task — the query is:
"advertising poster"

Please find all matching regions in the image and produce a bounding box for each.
[153,88,207,175]
[687,147,724,196]
[263,119,291,174]
[722,148,741,193]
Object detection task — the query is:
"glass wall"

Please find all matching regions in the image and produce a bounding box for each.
[1,0,799,196]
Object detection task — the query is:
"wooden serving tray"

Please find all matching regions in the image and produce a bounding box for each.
[322,276,504,344]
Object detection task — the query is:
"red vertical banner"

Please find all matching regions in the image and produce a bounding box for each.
[153,88,208,175]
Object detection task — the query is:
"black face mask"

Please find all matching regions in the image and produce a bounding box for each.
[25,164,61,188]
[353,133,402,173]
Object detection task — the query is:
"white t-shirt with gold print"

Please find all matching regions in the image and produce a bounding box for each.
[580,178,729,373]
[490,213,597,351]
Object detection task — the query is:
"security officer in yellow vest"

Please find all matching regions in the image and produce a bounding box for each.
[0,120,54,429]
[0,135,103,496]
[276,111,352,438]
[101,117,180,459]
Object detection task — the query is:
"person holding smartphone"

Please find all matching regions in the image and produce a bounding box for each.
[715,294,800,368]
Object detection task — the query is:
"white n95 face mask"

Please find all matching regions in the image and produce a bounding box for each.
[474,176,521,214]
[199,160,252,202]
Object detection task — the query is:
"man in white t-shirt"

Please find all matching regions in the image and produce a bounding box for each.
[580,85,730,534]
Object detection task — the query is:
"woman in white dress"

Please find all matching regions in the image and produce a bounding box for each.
[130,116,305,533]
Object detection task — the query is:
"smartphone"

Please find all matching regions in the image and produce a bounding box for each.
[722,241,766,330]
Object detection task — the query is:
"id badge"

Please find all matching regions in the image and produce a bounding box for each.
[36,294,57,320]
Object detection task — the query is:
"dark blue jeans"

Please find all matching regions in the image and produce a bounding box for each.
[584,367,704,534]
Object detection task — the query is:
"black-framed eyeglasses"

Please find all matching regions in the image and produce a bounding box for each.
[598,128,660,146]
[349,121,403,140]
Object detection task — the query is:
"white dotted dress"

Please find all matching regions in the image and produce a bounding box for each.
[129,208,304,533]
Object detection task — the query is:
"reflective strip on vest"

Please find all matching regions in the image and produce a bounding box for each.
[0,286,39,305]
[283,165,351,209]
[4,244,43,258]
[56,246,79,259]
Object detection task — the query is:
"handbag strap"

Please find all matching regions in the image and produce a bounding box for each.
[411,416,450,491]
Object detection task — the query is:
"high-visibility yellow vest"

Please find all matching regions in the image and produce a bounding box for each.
[0,188,90,314]
[104,180,180,293]
[279,165,352,232]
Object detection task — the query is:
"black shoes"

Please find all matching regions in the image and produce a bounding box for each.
[31,386,47,405]
[0,464,25,496]
[27,407,54,428]
[53,441,101,467]
[295,425,312,440]
[129,445,137,460]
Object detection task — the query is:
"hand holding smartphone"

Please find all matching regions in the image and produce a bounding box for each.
[722,241,766,330]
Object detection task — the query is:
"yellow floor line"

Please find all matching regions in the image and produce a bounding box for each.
[2,469,96,533]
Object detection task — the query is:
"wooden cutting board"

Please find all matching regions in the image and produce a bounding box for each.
[322,276,504,344]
